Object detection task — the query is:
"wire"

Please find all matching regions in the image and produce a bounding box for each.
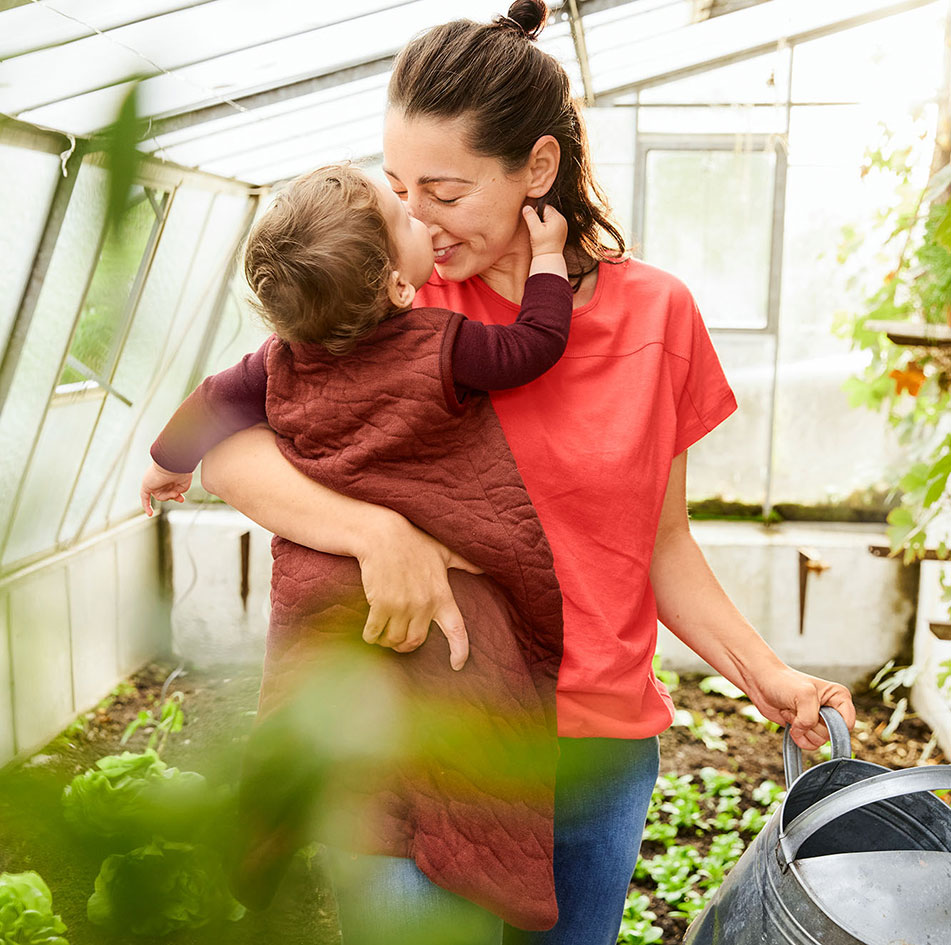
[26,0,249,117]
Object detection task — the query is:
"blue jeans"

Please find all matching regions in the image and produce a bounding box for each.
[330,736,660,945]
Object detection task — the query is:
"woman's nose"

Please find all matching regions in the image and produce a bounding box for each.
[407,194,432,224]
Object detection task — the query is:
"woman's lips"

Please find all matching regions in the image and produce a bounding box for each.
[433,243,461,265]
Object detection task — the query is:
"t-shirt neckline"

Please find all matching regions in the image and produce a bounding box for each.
[470,260,607,318]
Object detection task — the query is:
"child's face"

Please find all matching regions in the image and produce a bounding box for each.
[372,178,435,290]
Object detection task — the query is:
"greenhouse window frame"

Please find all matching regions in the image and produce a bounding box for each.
[53,186,172,400]
[632,132,787,336]
[0,124,84,415]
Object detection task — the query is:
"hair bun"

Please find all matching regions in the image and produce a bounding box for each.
[497,0,548,40]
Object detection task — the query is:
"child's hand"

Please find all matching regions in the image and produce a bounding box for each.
[522,202,568,257]
[140,461,193,516]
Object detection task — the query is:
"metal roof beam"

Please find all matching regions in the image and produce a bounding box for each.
[566,0,596,106]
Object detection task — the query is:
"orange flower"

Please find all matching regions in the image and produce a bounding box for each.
[889,361,926,396]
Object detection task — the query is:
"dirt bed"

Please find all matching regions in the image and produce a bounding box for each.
[0,661,944,945]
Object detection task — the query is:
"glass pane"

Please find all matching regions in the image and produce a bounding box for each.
[21,0,505,135]
[1,0,400,116]
[792,5,945,105]
[585,108,636,248]
[62,190,252,538]
[200,196,274,377]
[59,186,220,541]
[0,0,214,58]
[147,71,388,155]
[687,333,774,505]
[3,394,102,566]
[206,118,382,180]
[769,110,932,507]
[233,133,384,185]
[584,0,694,60]
[57,187,162,388]
[104,192,257,523]
[639,50,790,106]
[642,149,775,329]
[0,143,60,357]
[591,0,918,100]
[153,79,388,169]
[636,104,786,135]
[0,159,107,551]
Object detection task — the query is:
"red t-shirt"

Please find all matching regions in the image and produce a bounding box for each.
[416,258,737,739]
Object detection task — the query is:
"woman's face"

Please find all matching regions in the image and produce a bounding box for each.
[382,109,534,282]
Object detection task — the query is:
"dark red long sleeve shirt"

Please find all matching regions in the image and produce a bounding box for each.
[151,273,572,473]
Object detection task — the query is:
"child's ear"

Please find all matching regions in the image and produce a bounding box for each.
[386,269,416,309]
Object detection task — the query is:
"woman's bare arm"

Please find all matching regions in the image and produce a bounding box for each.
[200,423,478,669]
[649,451,855,750]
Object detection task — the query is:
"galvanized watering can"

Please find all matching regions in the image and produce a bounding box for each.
[683,706,951,944]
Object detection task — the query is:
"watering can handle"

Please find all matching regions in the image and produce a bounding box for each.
[782,705,853,787]
[777,764,951,869]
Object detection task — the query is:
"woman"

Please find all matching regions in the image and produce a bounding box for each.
[201,2,855,942]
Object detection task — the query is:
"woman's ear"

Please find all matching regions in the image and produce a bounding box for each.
[526,134,560,199]
[386,269,416,309]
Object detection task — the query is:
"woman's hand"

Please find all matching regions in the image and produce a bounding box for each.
[740,665,856,751]
[202,426,482,670]
[356,513,483,671]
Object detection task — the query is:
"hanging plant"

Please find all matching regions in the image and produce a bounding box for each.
[838,121,951,567]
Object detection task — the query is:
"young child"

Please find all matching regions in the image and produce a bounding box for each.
[138,163,572,929]
[140,164,571,533]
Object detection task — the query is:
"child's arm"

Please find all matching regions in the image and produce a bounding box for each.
[451,204,573,392]
[140,342,270,515]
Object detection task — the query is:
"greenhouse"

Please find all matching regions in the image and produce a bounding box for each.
[2,0,951,943]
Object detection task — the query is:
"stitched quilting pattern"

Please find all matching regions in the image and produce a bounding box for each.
[253,308,564,929]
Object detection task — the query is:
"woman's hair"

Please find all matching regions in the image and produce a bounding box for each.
[388,0,626,277]
[244,165,397,355]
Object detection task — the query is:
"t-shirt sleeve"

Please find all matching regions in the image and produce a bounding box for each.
[149,341,270,473]
[672,297,738,456]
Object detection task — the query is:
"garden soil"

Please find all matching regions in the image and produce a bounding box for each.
[0,660,944,945]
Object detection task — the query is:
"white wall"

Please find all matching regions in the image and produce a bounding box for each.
[0,516,169,767]
[166,509,914,692]
[657,520,915,687]
[165,507,271,666]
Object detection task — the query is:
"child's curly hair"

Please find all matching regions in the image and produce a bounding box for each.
[244,165,397,355]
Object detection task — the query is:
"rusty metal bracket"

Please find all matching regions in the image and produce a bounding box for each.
[798,547,830,634]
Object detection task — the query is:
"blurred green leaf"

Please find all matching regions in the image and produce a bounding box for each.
[104,83,145,235]
[934,201,951,251]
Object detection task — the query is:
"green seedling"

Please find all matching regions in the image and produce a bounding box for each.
[121,691,185,755]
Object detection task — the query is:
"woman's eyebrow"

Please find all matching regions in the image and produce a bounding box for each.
[382,167,473,186]
[416,175,474,185]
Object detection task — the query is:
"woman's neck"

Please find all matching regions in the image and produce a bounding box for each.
[477,242,598,307]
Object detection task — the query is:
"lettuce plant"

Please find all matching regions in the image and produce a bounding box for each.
[61,749,211,844]
[0,871,69,945]
[87,838,245,936]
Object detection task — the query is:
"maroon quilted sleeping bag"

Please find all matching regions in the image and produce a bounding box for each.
[238,307,564,930]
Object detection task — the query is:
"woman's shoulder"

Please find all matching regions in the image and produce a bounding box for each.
[598,256,697,314]
[570,257,706,359]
